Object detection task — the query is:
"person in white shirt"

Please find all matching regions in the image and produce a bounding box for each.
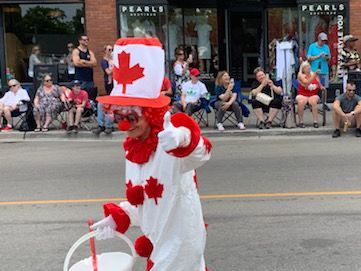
[0,79,30,131]
[173,68,208,116]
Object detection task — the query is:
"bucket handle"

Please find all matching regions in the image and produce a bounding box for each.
[63,231,137,271]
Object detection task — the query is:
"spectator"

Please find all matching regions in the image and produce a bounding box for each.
[332,80,361,138]
[340,35,360,91]
[307,32,330,89]
[297,61,323,128]
[101,44,114,95]
[161,76,172,97]
[172,68,208,116]
[173,47,191,98]
[214,71,245,131]
[66,80,92,134]
[0,79,30,131]
[65,43,75,81]
[28,45,42,79]
[72,34,97,100]
[33,74,65,132]
[251,67,283,129]
[93,45,114,135]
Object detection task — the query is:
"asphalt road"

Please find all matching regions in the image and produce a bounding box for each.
[2,136,361,271]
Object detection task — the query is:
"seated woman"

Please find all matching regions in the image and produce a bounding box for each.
[66,80,92,134]
[251,67,283,129]
[33,74,65,132]
[297,61,323,128]
[214,71,245,131]
[0,79,30,131]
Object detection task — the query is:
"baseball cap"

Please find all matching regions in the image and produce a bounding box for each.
[190,68,201,76]
[344,35,358,43]
[71,80,82,86]
[318,32,328,41]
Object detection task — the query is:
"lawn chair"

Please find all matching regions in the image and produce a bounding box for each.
[192,97,211,127]
[210,80,249,128]
[292,79,326,126]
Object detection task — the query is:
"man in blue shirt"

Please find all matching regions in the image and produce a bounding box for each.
[307,32,331,88]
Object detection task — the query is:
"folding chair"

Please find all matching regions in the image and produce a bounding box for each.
[210,80,248,128]
[79,100,98,131]
[11,101,33,129]
[192,97,211,127]
[292,79,326,126]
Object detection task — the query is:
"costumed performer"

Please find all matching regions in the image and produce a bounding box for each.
[91,37,212,271]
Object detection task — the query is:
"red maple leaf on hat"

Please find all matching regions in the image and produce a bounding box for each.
[144,177,164,205]
[113,51,145,94]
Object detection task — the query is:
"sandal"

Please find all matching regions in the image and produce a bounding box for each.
[42,127,49,132]
[34,128,41,132]
[313,122,319,128]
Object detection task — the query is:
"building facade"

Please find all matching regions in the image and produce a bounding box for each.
[0,0,359,95]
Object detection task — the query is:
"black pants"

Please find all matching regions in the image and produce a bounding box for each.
[214,101,242,123]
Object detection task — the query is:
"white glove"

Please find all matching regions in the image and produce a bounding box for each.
[90,215,116,240]
[158,111,191,152]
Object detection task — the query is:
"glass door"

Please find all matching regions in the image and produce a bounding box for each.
[228,11,262,86]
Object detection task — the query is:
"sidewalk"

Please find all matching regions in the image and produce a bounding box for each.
[0,105,342,141]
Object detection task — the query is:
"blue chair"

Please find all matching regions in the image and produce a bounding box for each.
[192,97,211,127]
[210,80,248,128]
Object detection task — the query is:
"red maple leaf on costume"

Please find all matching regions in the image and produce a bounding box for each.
[113,51,144,94]
[144,177,164,205]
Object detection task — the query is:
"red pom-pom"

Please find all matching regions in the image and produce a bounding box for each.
[126,181,144,206]
[103,203,131,234]
[135,235,153,258]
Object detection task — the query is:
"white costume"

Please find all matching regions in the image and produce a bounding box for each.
[94,37,211,271]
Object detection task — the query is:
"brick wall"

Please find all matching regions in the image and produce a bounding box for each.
[84,0,117,95]
[350,0,361,52]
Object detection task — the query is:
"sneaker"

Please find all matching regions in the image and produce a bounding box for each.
[237,122,246,130]
[73,125,79,134]
[93,126,105,135]
[332,129,341,138]
[2,125,12,131]
[298,122,305,128]
[258,121,264,129]
[104,127,112,135]
[66,125,74,134]
[216,123,225,131]
[313,122,319,128]
[356,128,361,137]
[265,121,271,129]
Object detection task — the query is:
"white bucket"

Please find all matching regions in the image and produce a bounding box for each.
[63,231,136,271]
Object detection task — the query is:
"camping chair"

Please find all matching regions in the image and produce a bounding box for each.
[292,79,326,126]
[210,80,249,128]
[79,100,98,131]
[192,97,211,127]
[11,101,33,129]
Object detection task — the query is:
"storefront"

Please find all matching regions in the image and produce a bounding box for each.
[0,0,354,97]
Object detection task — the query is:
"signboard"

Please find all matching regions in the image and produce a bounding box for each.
[33,64,58,90]
[119,5,165,17]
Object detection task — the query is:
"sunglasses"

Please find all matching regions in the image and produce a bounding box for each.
[9,84,17,88]
[44,79,52,82]
[81,38,89,41]
[107,48,113,51]
[114,111,139,125]
[67,46,74,49]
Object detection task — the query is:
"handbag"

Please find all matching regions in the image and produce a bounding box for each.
[255,88,274,106]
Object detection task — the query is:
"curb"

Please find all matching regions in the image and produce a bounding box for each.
[0,127,336,141]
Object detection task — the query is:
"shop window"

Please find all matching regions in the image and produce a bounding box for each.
[118,4,167,70]
[299,2,348,84]
[4,3,85,83]
[267,8,298,72]
[181,8,218,79]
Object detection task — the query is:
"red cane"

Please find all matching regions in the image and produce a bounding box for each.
[88,219,98,271]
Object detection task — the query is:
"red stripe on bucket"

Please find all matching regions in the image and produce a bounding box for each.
[88,219,98,271]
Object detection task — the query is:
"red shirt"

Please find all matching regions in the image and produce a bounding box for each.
[298,77,321,97]
[161,77,171,92]
[69,90,91,109]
